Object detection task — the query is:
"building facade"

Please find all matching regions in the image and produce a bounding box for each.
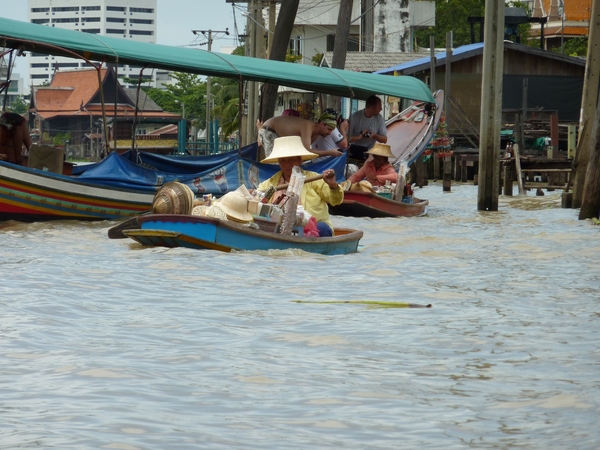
[27,0,158,88]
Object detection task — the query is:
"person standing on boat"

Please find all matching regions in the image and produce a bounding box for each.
[257,136,343,237]
[257,112,343,160]
[347,143,398,187]
[0,112,32,165]
[347,95,387,161]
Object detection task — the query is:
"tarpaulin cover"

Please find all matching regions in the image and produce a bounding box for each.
[75,142,348,196]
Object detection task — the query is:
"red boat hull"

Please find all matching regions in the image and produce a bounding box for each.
[329,191,428,218]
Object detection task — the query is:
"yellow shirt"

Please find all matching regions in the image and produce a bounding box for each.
[257,169,344,230]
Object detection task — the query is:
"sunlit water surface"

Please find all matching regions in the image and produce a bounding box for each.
[1,182,599,449]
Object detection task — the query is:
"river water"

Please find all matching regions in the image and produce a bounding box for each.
[1,182,599,449]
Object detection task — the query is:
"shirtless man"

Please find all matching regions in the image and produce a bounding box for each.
[257,111,344,159]
[0,112,32,165]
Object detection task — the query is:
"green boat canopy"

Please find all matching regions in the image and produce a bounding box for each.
[0,17,434,103]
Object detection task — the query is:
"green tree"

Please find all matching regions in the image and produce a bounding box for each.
[145,72,207,125]
[414,0,485,49]
[211,46,246,140]
[52,132,71,147]
[7,96,29,115]
[556,37,588,57]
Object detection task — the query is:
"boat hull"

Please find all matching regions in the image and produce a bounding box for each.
[0,161,153,222]
[124,214,363,255]
[387,89,445,166]
[329,191,428,218]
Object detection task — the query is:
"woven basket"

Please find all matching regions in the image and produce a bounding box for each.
[152,182,195,215]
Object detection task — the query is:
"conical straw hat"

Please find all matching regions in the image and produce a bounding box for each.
[214,191,253,222]
[152,182,194,215]
[366,143,394,159]
[261,136,319,164]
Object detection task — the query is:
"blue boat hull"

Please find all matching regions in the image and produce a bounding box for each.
[125,214,363,255]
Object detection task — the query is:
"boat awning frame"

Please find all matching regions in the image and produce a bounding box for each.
[0,17,434,103]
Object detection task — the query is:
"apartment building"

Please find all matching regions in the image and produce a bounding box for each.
[27,0,159,88]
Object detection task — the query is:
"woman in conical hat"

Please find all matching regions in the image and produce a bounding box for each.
[347,142,398,187]
[257,136,343,237]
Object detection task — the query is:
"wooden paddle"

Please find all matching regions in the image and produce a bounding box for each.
[275,174,324,191]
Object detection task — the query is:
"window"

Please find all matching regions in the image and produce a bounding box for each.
[31,74,50,79]
[136,128,147,135]
[107,6,125,12]
[83,17,101,22]
[81,29,100,34]
[130,19,153,25]
[57,63,80,68]
[32,63,49,68]
[82,6,101,11]
[51,7,79,12]
[106,29,126,34]
[32,19,50,24]
[31,7,50,13]
[52,18,79,23]
[106,17,126,23]
[289,36,302,56]
[129,30,153,36]
[130,8,154,13]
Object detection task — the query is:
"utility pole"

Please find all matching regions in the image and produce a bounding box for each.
[192,28,230,152]
[245,1,265,147]
[328,0,354,110]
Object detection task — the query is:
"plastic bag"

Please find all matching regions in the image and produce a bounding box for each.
[303,216,320,237]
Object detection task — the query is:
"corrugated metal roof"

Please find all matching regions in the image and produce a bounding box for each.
[376,42,585,75]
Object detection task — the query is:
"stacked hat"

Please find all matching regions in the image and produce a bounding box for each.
[214,191,253,223]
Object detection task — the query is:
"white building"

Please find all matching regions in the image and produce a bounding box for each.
[27,0,161,89]
[288,0,435,66]
[0,57,26,107]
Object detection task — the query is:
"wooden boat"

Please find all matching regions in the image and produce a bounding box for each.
[332,90,442,219]
[0,161,152,221]
[1,144,345,222]
[387,89,445,166]
[329,191,429,218]
[121,214,363,255]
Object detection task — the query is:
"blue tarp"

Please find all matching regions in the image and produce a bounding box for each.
[74,142,348,196]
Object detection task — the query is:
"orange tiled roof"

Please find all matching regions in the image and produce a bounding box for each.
[33,67,180,121]
[534,0,592,22]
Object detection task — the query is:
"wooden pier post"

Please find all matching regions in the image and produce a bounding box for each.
[477,0,504,211]
[503,161,513,196]
[443,156,452,191]
[513,143,526,195]
[572,0,600,208]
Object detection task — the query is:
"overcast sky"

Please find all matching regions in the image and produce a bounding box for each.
[0,1,246,79]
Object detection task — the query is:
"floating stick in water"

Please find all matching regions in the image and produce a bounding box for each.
[293,300,432,309]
